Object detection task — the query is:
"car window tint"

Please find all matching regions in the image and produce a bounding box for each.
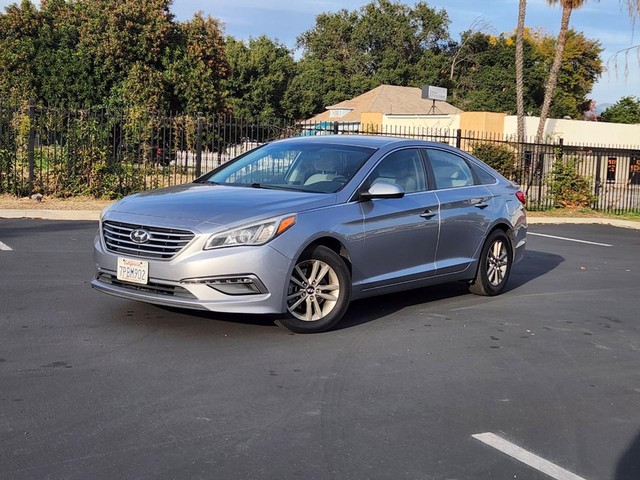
[367,149,426,193]
[427,149,475,189]
[474,166,497,185]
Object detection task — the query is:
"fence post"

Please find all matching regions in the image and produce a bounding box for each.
[195,112,203,178]
[333,122,339,135]
[594,153,602,209]
[27,100,36,194]
[455,129,462,149]
[558,137,564,159]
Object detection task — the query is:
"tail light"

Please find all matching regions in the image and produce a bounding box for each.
[515,190,527,205]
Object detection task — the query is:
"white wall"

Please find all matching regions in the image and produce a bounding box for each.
[382,114,461,132]
[504,115,640,147]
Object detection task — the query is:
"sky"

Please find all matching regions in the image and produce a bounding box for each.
[1,0,639,106]
[170,0,640,107]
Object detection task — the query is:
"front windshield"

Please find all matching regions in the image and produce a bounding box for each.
[201,142,376,193]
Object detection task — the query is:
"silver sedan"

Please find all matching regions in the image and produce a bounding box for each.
[92,135,527,333]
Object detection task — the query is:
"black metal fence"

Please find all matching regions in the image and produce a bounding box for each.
[1,104,639,212]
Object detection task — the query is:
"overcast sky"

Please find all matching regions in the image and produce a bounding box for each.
[2,0,639,105]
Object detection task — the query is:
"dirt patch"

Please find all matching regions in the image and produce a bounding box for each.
[528,208,640,222]
[0,194,114,211]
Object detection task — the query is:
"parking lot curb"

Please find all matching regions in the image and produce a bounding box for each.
[1,209,639,230]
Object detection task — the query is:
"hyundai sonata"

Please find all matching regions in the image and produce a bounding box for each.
[92,135,527,333]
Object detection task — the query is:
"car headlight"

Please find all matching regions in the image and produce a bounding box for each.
[204,215,296,250]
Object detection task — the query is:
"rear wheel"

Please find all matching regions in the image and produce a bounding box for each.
[276,245,351,333]
[469,230,512,296]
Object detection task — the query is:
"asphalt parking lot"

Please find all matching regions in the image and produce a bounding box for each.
[1,219,639,480]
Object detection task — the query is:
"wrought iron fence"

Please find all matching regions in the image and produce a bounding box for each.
[1,104,639,213]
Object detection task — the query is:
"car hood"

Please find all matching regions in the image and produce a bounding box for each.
[107,183,337,228]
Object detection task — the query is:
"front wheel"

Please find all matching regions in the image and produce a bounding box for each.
[469,230,513,296]
[276,245,351,333]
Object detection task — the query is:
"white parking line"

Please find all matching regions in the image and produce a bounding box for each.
[472,432,588,480]
[529,232,612,247]
[0,240,12,251]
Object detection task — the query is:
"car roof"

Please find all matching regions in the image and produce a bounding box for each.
[274,134,447,150]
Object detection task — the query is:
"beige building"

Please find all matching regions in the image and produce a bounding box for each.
[308,84,640,149]
[307,84,462,132]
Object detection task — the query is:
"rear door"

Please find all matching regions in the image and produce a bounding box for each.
[425,148,494,276]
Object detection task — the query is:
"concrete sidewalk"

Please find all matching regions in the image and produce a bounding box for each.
[1,208,639,230]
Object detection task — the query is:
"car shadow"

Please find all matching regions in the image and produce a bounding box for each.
[156,305,277,330]
[615,430,640,480]
[120,249,564,333]
[336,249,564,330]
[506,249,565,289]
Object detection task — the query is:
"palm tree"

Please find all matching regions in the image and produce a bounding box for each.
[515,0,527,143]
[536,0,640,143]
[535,0,584,143]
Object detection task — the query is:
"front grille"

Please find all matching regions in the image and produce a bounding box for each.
[102,221,195,260]
[97,273,196,299]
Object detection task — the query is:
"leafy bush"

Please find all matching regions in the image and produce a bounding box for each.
[545,157,594,209]
[471,142,520,180]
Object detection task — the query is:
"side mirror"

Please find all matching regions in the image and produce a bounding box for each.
[360,181,405,200]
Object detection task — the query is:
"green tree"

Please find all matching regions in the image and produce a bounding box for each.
[600,96,640,124]
[164,12,229,113]
[223,36,296,119]
[450,29,601,120]
[0,0,46,104]
[74,0,174,109]
[450,32,546,114]
[0,1,229,113]
[537,29,603,119]
[290,0,451,118]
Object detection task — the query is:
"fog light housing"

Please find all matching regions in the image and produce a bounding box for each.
[181,275,267,296]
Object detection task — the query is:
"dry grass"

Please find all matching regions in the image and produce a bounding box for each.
[0,194,114,211]
[528,208,640,222]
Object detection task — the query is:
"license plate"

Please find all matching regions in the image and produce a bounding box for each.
[117,258,149,285]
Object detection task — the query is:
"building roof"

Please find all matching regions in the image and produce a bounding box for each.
[307,84,462,123]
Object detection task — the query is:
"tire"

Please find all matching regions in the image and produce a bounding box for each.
[276,245,351,333]
[469,229,513,296]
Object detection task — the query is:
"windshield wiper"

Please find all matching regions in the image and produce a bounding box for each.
[248,183,303,191]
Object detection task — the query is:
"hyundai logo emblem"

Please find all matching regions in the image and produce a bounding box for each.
[130,229,150,244]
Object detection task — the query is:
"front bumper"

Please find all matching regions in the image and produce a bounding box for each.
[92,234,293,314]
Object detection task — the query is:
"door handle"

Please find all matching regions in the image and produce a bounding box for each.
[420,209,437,219]
[472,200,490,208]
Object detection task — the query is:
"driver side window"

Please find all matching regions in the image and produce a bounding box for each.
[368,149,426,194]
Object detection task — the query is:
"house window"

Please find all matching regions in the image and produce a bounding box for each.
[329,109,350,118]
[607,158,617,183]
[630,157,640,185]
